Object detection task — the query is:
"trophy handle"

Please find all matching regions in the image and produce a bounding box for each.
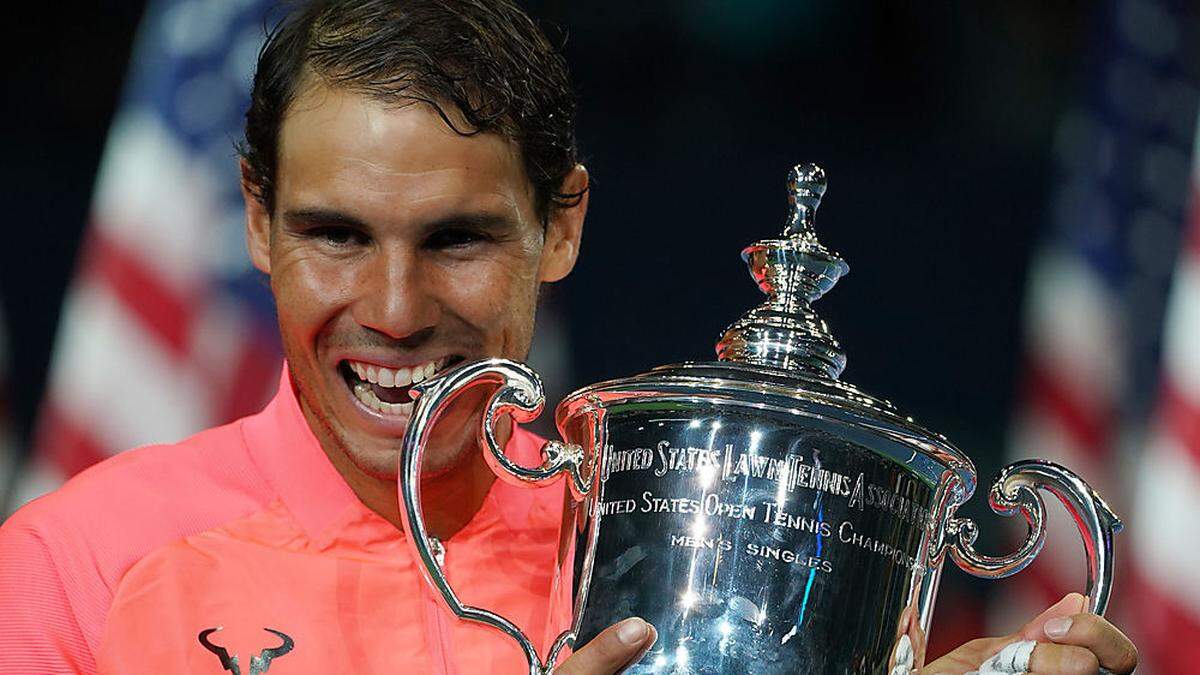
[397,358,595,675]
[945,460,1123,615]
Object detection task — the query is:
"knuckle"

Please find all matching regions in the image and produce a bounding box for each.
[556,633,623,675]
[1117,641,1139,672]
[1073,613,1139,672]
[1063,647,1100,674]
[1069,612,1102,640]
[587,632,625,662]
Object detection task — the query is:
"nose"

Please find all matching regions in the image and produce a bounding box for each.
[351,246,440,344]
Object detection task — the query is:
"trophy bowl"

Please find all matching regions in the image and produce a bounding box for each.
[397,165,1122,674]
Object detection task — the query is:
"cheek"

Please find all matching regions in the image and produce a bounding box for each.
[271,252,357,344]
[439,258,540,349]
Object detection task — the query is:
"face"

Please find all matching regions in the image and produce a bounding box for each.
[244,80,585,482]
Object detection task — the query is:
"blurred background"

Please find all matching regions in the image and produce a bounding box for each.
[1,0,1196,671]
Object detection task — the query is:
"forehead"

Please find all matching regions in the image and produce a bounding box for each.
[275,81,533,219]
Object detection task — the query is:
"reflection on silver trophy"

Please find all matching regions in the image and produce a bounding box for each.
[397,164,1123,674]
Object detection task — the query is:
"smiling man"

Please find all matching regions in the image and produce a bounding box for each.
[0,1,1137,674]
[254,66,586,542]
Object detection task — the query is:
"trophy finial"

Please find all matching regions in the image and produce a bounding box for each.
[785,163,826,238]
[715,163,849,378]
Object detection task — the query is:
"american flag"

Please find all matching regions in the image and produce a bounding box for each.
[1130,139,1200,671]
[1004,1,1199,672]
[13,0,282,506]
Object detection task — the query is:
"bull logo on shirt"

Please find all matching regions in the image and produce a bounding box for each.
[198,627,294,675]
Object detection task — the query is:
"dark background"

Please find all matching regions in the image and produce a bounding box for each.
[0,1,1088,467]
[0,0,1119,652]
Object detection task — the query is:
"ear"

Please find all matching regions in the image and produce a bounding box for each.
[538,164,588,283]
[241,159,273,275]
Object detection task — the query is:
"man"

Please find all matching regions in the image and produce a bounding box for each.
[0,1,1137,673]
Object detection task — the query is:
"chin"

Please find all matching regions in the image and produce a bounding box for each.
[350,451,403,481]
[345,439,473,482]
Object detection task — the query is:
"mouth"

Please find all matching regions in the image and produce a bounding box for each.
[338,355,466,417]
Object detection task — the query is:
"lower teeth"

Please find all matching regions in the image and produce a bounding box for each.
[354,382,413,415]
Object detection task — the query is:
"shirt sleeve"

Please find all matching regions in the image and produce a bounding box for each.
[0,519,96,674]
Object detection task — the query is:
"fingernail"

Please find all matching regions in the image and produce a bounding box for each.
[618,618,649,645]
[1045,616,1073,639]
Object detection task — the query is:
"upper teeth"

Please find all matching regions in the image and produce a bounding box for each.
[347,358,444,388]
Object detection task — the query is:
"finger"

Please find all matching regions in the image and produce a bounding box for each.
[1041,613,1138,674]
[556,618,656,675]
[896,604,916,639]
[638,624,659,667]
[1017,593,1089,641]
[909,619,928,669]
[920,635,1010,675]
[1027,641,1099,674]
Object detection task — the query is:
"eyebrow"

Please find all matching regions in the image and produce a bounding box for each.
[421,212,520,234]
[281,207,520,233]
[281,207,369,230]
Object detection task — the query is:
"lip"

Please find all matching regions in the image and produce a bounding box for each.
[332,351,455,370]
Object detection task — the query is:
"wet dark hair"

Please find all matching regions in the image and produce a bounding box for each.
[240,0,582,224]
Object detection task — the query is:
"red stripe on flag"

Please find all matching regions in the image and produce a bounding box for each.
[82,229,198,357]
[33,404,109,478]
[1158,377,1200,464]
[928,586,986,661]
[1016,558,1071,608]
[1128,567,1200,674]
[1020,357,1113,458]
[217,331,280,423]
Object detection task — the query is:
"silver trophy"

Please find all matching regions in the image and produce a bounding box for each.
[397,164,1122,674]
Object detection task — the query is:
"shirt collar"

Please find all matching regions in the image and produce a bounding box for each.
[240,363,557,546]
[241,364,362,540]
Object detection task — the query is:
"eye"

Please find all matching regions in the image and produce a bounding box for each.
[424,227,491,250]
[308,226,369,248]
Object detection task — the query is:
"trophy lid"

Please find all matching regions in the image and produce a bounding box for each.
[714,163,850,377]
[560,164,975,499]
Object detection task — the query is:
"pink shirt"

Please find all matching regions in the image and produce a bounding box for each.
[0,369,569,673]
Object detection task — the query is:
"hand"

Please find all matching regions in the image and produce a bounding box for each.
[556,617,658,674]
[921,593,1138,674]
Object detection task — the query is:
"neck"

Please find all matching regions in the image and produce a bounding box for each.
[336,447,499,539]
[302,403,511,540]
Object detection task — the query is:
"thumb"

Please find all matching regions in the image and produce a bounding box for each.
[1017,593,1089,641]
[556,618,656,675]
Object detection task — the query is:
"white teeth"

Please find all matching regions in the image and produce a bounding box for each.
[382,400,414,416]
[353,382,381,409]
[377,367,395,388]
[346,357,450,390]
[352,382,415,417]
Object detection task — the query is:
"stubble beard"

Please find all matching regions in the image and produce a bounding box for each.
[289,360,481,482]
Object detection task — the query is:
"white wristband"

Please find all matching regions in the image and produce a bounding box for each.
[974,639,1036,674]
